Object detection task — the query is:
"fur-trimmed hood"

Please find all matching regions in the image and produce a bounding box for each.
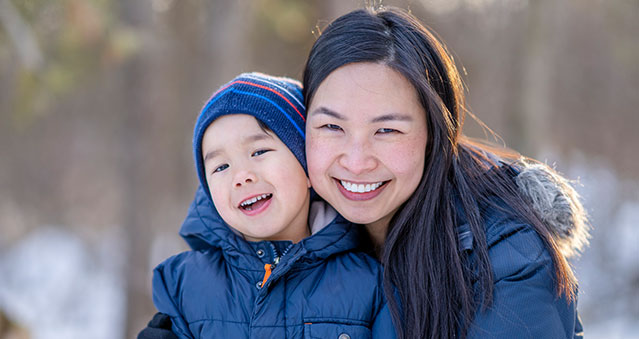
[513,160,590,258]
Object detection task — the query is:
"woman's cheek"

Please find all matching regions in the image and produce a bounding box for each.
[306,135,331,176]
[384,138,426,180]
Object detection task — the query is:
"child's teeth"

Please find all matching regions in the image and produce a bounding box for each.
[241,194,272,207]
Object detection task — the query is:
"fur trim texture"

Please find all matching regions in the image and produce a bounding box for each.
[515,162,590,258]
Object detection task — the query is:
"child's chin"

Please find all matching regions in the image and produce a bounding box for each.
[243,229,283,242]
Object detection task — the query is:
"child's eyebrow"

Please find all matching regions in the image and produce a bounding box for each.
[242,133,273,144]
[203,149,221,162]
[203,133,273,162]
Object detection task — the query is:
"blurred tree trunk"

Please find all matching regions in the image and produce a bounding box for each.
[118,1,154,338]
[0,0,43,71]
[512,0,557,157]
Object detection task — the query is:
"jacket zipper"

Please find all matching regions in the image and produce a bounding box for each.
[261,242,295,287]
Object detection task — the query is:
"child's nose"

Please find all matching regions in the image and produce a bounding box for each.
[234,171,257,187]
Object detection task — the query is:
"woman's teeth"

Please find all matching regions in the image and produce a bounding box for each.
[340,180,384,193]
[240,193,271,207]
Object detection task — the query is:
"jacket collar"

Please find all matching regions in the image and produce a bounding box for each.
[178,186,361,267]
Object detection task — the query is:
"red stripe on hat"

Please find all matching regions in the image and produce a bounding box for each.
[210,80,305,122]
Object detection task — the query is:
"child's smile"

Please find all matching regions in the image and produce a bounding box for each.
[238,193,273,215]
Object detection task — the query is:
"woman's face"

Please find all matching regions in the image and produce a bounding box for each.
[306,62,428,229]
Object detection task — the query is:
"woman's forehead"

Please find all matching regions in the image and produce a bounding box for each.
[308,63,423,121]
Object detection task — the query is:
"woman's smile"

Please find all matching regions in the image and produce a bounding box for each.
[335,178,389,201]
[338,179,386,193]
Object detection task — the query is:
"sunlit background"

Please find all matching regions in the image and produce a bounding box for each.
[0,0,637,338]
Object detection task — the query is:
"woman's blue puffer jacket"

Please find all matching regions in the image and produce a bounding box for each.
[152,186,396,339]
[458,161,589,338]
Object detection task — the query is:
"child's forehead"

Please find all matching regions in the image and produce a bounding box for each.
[206,114,267,137]
[202,114,275,156]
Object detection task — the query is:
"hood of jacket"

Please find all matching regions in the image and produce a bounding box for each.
[511,160,590,258]
[457,156,590,259]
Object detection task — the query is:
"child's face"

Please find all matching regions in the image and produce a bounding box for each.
[202,114,311,243]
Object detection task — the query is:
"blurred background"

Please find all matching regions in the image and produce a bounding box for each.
[0,0,637,338]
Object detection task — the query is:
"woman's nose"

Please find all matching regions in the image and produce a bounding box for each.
[234,170,257,187]
[338,139,377,175]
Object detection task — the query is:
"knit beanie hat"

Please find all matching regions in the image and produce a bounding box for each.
[193,72,306,202]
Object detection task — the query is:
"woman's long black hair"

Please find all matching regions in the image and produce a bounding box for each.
[303,7,576,339]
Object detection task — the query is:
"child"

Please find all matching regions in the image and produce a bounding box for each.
[150,73,396,339]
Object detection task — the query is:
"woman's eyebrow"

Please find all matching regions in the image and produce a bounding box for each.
[310,106,347,120]
[311,107,413,123]
[370,113,413,123]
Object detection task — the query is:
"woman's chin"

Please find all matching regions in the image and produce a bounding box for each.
[333,206,384,226]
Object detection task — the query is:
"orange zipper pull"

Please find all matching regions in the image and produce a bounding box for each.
[260,263,272,288]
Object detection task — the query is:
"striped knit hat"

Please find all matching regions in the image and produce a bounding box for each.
[193,72,306,201]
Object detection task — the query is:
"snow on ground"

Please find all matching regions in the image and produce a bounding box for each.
[564,156,639,339]
[0,226,126,339]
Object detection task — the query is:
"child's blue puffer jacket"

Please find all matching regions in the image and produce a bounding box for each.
[152,186,396,339]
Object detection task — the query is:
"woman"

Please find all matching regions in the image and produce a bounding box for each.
[140,7,589,339]
[302,7,588,339]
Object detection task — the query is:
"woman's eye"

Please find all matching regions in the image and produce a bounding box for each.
[322,124,342,131]
[213,164,229,173]
[376,128,399,134]
[252,149,271,157]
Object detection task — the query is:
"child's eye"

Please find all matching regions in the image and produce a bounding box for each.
[376,128,400,134]
[252,149,271,157]
[321,124,342,131]
[213,164,229,173]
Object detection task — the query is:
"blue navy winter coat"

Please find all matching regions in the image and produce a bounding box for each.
[458,162,587,338]
[458,204,583,338]
[152,186,396,339]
